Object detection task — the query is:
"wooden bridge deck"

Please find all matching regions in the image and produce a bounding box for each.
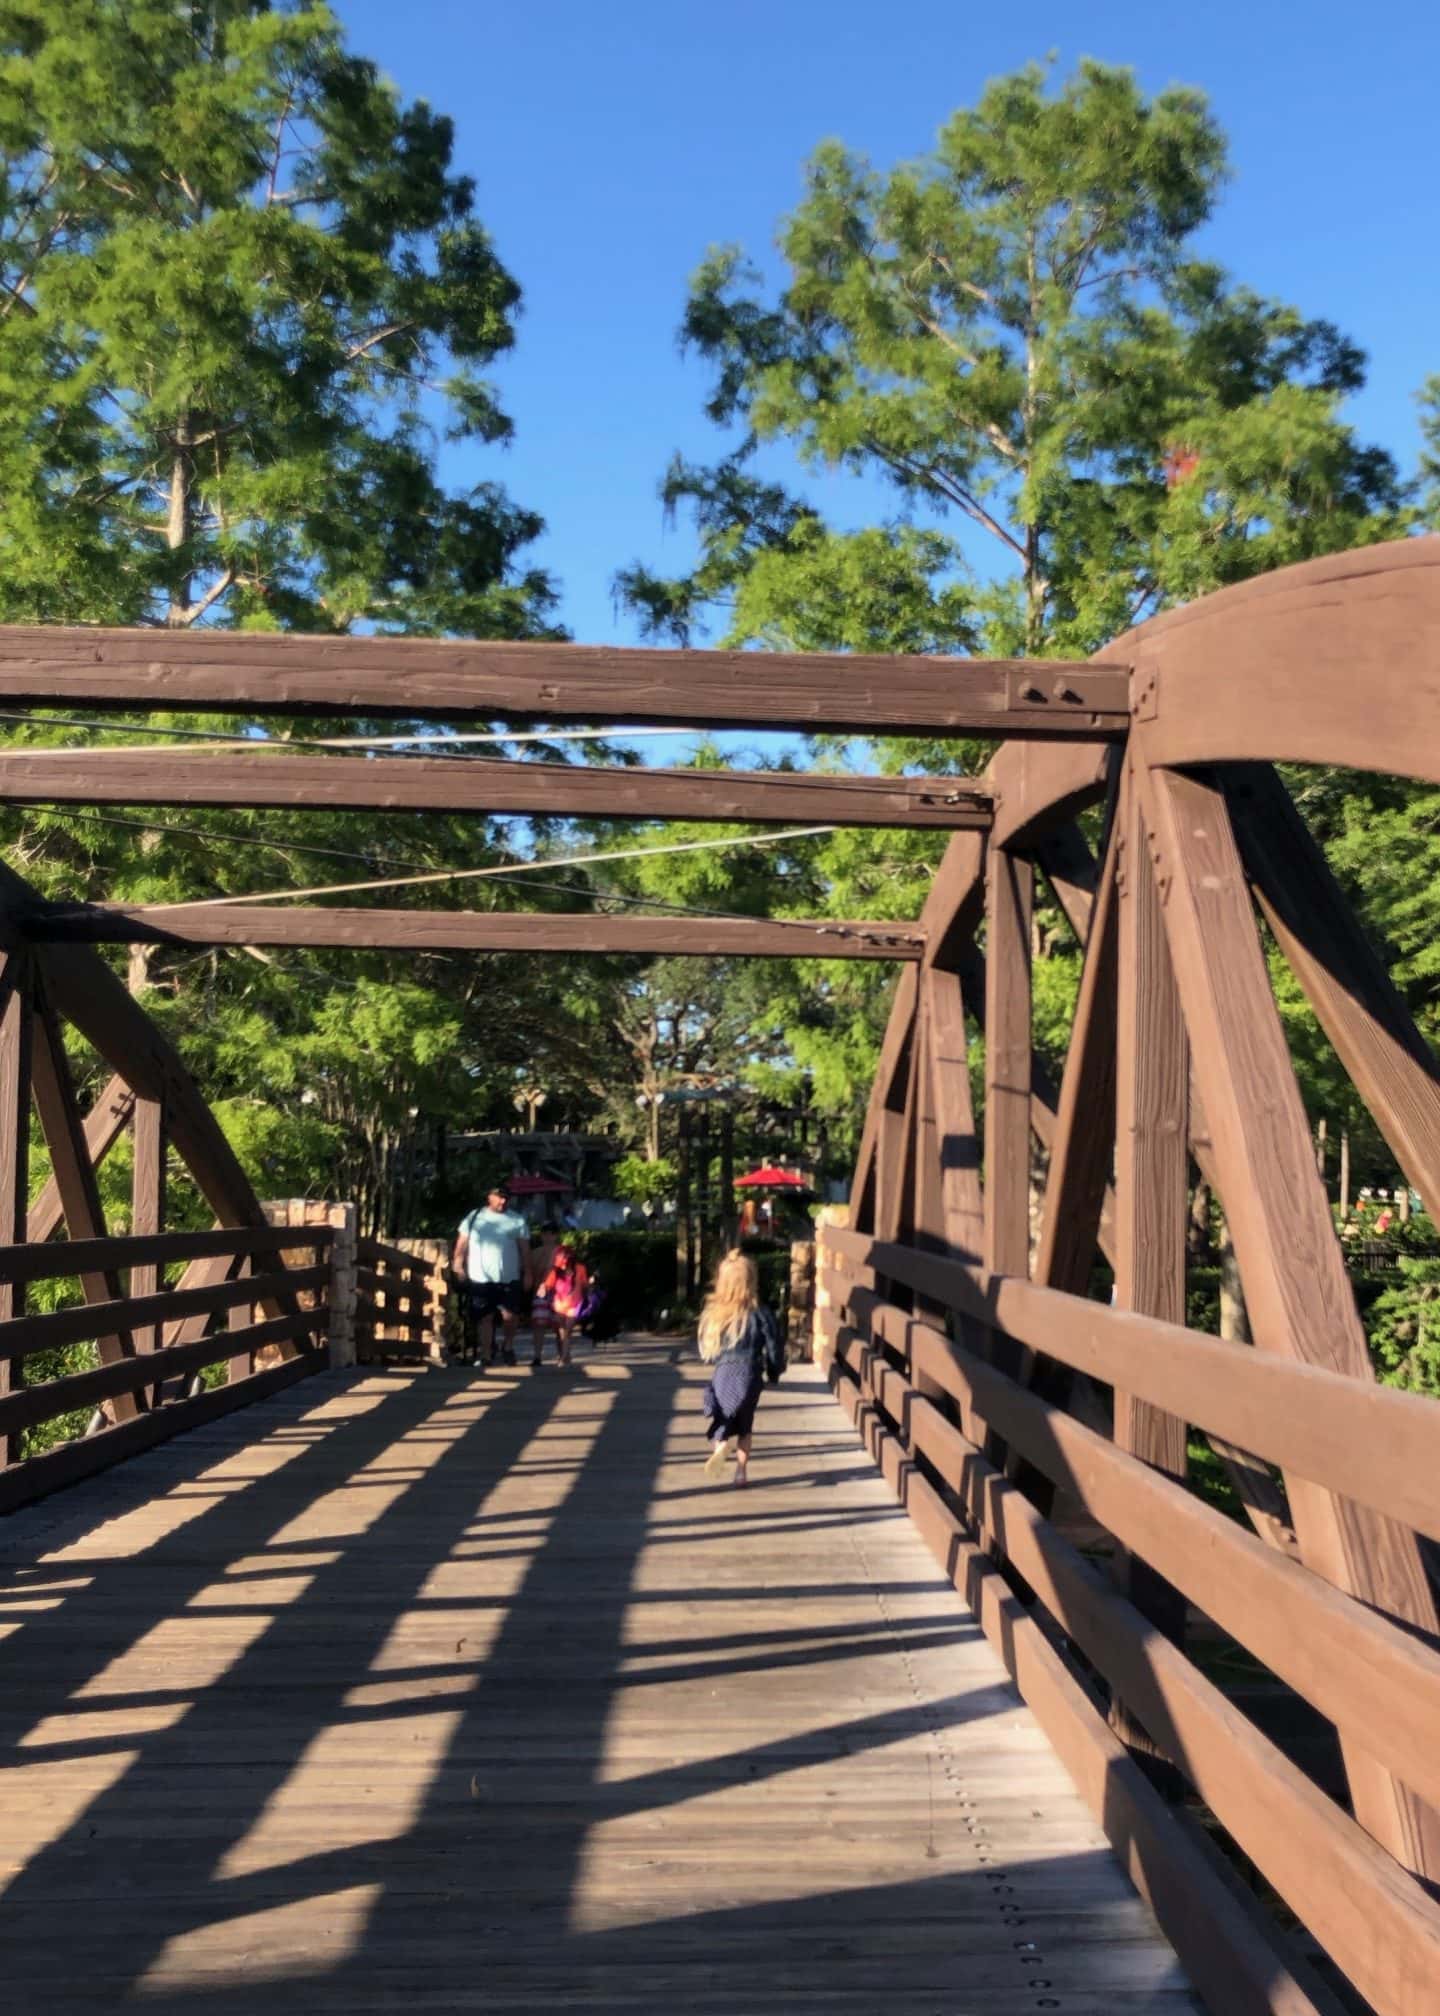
[0,1339,1197,2014]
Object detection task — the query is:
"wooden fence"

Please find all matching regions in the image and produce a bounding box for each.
[355,1234,449,1362]
[0,1223,332,1513]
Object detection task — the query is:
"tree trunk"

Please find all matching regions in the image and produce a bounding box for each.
[1217,1213,1250,1344]
[676,1105,693,1301]
[720,1105,735,1247]
[165,414,194,626]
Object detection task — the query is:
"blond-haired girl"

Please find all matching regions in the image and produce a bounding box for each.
[697,1250,785,1487]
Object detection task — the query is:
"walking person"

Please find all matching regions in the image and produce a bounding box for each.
[452,1184,530,1368]
[698,1250,785,1488]
[532,1243,590,1369]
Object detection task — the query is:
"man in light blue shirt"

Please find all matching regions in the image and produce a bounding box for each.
[452,1184,531,1367]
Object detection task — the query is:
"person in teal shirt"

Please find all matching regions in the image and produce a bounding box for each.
[452,1185,531,1367]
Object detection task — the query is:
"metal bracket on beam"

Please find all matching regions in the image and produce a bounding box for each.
[1006,665,1129,725]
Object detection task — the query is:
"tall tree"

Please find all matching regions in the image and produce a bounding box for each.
[620,59,1405,659]
[0,0,557,634]
[0,0,583,1237]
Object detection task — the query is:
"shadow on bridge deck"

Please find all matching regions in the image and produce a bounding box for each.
[0,1338,1197,2013]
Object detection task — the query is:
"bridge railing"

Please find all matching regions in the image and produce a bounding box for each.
[0,1223,334,1513]
[355,1234,448,1361]
[819,1229,1440,2016]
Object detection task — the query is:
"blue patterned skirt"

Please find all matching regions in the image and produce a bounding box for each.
[701,1350,764,1440]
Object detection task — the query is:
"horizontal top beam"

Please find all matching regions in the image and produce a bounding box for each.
[0,626,1130,735]
[25,904,924,960]
[0,748,993,829]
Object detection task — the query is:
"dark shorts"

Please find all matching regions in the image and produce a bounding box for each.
[465,1279,526,1321]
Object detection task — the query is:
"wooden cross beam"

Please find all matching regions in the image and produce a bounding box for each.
[25,904,925,959]
[0,749,993,828]
[0,626,1130,734]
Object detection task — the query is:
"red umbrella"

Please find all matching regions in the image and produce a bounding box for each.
[733,1166,813,1191]
[503,1174,573,1195]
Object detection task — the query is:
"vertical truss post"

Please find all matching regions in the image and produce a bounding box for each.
[0,952,33,1467]
[130,1092,167,1394]
[983,845,1033,1280]
[29,984,143,1422]
[981,844,1033,1472]
[1034,823,1121,1295]
[227,1256,253,1387]
[1110,764,1190,1766]
[923,965,984,1265]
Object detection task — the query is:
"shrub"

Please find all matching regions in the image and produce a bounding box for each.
[1367,1257,1440,1395]
[565,1230,675,1330]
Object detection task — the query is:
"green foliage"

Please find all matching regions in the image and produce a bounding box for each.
[621,58,1405,664]
[0,0,559,633]
[1367,1259,1440,1395]
[610,1152,676,1207]
[1420,377,1440,530]
[0,2,639,1245]
[564,1228,673,1329]
[610,60,1420,1142]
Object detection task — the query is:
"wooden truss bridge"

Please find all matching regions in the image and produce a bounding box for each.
[1,538,1439,2014]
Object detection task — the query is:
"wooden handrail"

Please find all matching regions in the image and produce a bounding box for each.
[355,1236,433,1277]
[0,1263,329,1363]
[0,1352,324,1516]
[0,1223,332,1287]
[829,1319,1440,2016]
[832,1279,1440,1811]
[0,1311,319,1439]
[819,1231,1440,1543]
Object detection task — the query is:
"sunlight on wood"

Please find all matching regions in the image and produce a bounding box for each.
[138,1884,384,1994]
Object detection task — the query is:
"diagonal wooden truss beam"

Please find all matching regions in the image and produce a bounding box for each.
[970,816,1298,1556]
[0,949,31,1466]
[0,863,274,1252]
[1224,762,1440,1221]
[1137,752,1440,1879]
[26,1073,134,1243]
[848,966,919,1234]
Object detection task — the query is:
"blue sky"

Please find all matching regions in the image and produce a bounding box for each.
[340,0,1439,653]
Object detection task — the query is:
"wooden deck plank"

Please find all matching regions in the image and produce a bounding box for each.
[0,1341,1198,2013]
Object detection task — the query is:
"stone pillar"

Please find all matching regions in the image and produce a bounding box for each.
[327,1201,359,1368]
[811,1203,850,1363]
[788,1238,815,1360]
[263,1197,358,1369]
[399,1237,451,1363]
